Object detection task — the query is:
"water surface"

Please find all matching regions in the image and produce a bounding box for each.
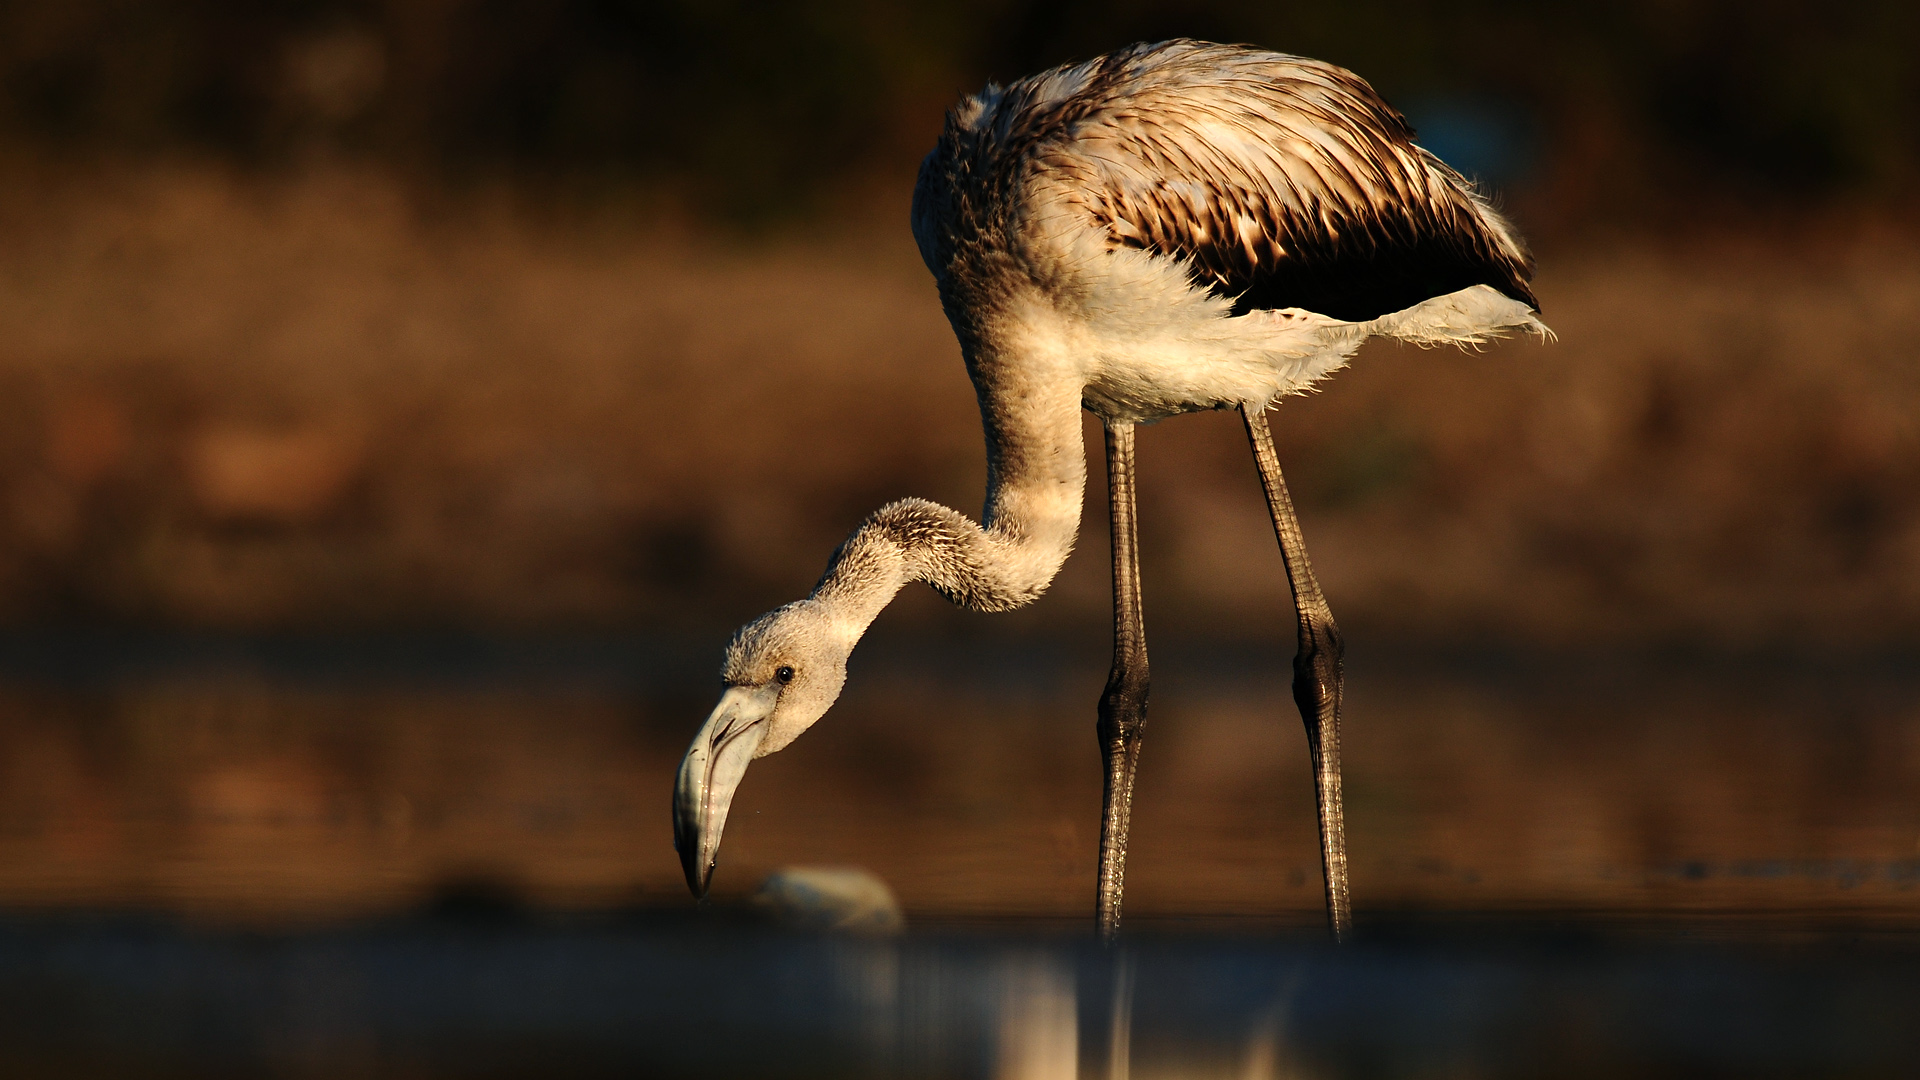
[2,632,1917,1076]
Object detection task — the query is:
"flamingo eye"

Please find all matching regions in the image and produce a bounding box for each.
[775,666,795,684]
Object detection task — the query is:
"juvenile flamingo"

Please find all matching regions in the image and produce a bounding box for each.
[674,39,1547,941]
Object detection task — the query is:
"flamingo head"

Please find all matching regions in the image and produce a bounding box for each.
[672,600,851,898]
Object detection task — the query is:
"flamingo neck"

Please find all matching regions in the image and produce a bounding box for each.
[807,352,1087,645]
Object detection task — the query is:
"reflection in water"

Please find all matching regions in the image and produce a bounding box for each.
[1103,953,1133,1080]
[1240,972,1312,1080]
[995,955,1077,1080]
[2,915,1915,1077]
[0,624,1916,1076]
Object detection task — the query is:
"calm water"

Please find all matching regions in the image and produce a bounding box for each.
[1,631,1917,1075]
[3,913,1918,1077]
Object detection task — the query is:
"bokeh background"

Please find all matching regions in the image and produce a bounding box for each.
[1,1,1918,926]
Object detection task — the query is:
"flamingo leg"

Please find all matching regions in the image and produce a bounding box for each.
[1096,420,1150,943]
[1241,405,1352,942]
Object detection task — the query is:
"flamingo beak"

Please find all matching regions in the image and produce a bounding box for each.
[673,684,777,898]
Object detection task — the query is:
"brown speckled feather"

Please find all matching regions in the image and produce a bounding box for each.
[919,39,1537,322]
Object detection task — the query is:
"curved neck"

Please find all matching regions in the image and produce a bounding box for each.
[808,352,1086,645]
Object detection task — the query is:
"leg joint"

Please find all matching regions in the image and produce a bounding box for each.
[1098,679,1150,739]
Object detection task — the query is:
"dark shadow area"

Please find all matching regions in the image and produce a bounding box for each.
[0,910,1917,1078]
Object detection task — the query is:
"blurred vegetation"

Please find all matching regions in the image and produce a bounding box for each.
[1,0,1915,225]
[1,2,1918,639]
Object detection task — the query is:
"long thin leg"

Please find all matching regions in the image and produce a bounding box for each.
[1096,420,1150,943]
[1242,405,1352,942]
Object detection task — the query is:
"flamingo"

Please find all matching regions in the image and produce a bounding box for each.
[673,39,1547,942]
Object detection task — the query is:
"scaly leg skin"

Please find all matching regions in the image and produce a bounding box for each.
[1242,405,1352,943]
[1096,420,1150,944]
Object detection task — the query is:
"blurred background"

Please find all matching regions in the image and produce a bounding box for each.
[1,0,1919,927]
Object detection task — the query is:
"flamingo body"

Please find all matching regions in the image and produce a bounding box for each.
[911,40,1545,424]
[675,40,1548,939]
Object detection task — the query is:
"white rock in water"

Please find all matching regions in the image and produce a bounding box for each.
[754,867,905,934]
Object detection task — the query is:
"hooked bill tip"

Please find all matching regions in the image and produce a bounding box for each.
[678,841,715,899]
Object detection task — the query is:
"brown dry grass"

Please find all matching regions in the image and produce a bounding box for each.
[1,161,1918,646]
